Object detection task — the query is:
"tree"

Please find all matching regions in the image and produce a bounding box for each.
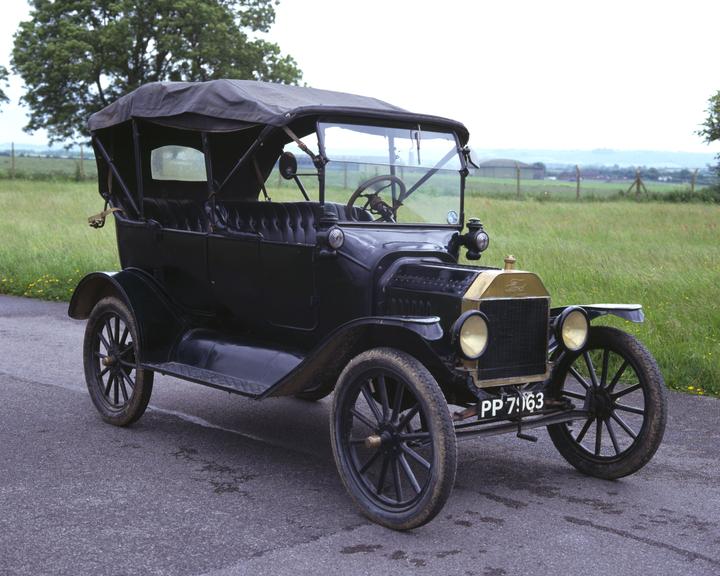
[0,66,8,107]
[12,0,302,143]
[699,90,720,175]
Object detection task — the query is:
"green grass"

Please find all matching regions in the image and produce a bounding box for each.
[467,197,720,397]
[465,175,706,200]
[0,155,97,180]
[1,179,718,396]
[0,180,118,300]
[0,155,706,199]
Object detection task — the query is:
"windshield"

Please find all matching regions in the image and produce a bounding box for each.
[318,122,463,225]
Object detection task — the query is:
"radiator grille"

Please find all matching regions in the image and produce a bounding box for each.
[478,298,549,381]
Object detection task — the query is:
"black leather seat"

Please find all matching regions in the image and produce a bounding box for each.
[143,198,211,232]
[141,198,372,241]
[214,201,317,243]
[214,201,372,244]
[322,203,374,223]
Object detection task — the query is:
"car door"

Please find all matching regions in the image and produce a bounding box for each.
[260,240,317,331]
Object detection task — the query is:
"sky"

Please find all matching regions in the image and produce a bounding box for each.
[1,0,719,155]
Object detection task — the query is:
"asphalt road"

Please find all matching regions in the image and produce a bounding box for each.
[1,294,719,576]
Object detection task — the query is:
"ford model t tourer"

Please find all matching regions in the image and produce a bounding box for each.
[70,80,666,530]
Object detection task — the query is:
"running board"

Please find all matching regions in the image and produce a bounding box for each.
[140,316,443,400]
[143,362,272,397]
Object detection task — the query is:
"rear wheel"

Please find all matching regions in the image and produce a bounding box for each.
[330,348,457,530]
[547,326,666,479]
[83,297,153,427]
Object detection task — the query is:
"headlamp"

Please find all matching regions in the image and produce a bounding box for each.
[556,307,589,351]
[452,310,489,360]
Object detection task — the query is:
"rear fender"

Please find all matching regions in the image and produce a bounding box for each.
[68,269,183,361]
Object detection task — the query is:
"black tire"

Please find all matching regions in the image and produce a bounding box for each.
[330,348,457,530]
[547,326,666,479]
[83,296,154,427]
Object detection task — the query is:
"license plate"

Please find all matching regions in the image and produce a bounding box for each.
[478,392,545,420]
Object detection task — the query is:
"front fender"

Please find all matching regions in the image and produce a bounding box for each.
[263,315,452,398]
[68,269,183,361]
[548,303,644,360]
[551,303,645,324]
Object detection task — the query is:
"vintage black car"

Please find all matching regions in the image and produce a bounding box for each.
[69,80,666,530]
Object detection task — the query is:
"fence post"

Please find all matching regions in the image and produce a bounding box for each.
[10,142,15,179]
[691,169,698,194]
[79,144,85,179]
[343,163,348,189]
[626,169,648,197]
[515,162,521,198]
[575,165,581,199]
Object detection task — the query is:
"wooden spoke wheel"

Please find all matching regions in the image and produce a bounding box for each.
[331,348,456,530]
[83,297,153,427]
[547,326,666,479]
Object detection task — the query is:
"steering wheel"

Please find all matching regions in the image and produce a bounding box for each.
[346,174,406,222]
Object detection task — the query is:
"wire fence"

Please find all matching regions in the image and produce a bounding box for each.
[0,144,96,181]
[465,162,717,200]
[1,145,717,203]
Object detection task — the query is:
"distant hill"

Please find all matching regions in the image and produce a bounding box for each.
[472,148,716,169]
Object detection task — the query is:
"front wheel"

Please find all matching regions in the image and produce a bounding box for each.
[83,297,154,427]
[547,326,666,479]
[330,348,457,530]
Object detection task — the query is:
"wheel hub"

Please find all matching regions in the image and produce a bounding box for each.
[365,423,403,453]
[591,388,613,419]
[102,355,116,367]
[364,434,382,449]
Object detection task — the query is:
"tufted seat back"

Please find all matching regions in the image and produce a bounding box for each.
[141,198,372,242]
[215,201,317,243]
[143,198,211,232]
[214,201,372,244]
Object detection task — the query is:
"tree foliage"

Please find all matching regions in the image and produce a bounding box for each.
[12,0,302,143]
[699,90,720,175]
[0,66,8,107]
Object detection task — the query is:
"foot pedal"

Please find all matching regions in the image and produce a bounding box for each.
[516,431,538,442]
[516,419,538,442]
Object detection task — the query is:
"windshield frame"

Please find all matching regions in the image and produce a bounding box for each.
[314,117,467,229]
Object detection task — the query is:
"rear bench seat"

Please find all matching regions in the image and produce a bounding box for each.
[143,198,211,232]
[142,198,372,243]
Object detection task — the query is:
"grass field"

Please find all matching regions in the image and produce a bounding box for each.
[0,155,708,200]
[465,175,704,200]
[0,155,98,180]
[0,180,118,300]
[1,178,718,396]
[275,164,705,201]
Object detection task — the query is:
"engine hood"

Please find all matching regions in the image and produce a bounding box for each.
[381,260,548,300]
[379,260,550,331]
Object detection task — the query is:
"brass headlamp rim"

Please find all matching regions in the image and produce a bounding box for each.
[452,309,490,360]
[555,306,590,351]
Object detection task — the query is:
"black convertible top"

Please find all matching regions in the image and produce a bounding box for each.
[87,80,469,143]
